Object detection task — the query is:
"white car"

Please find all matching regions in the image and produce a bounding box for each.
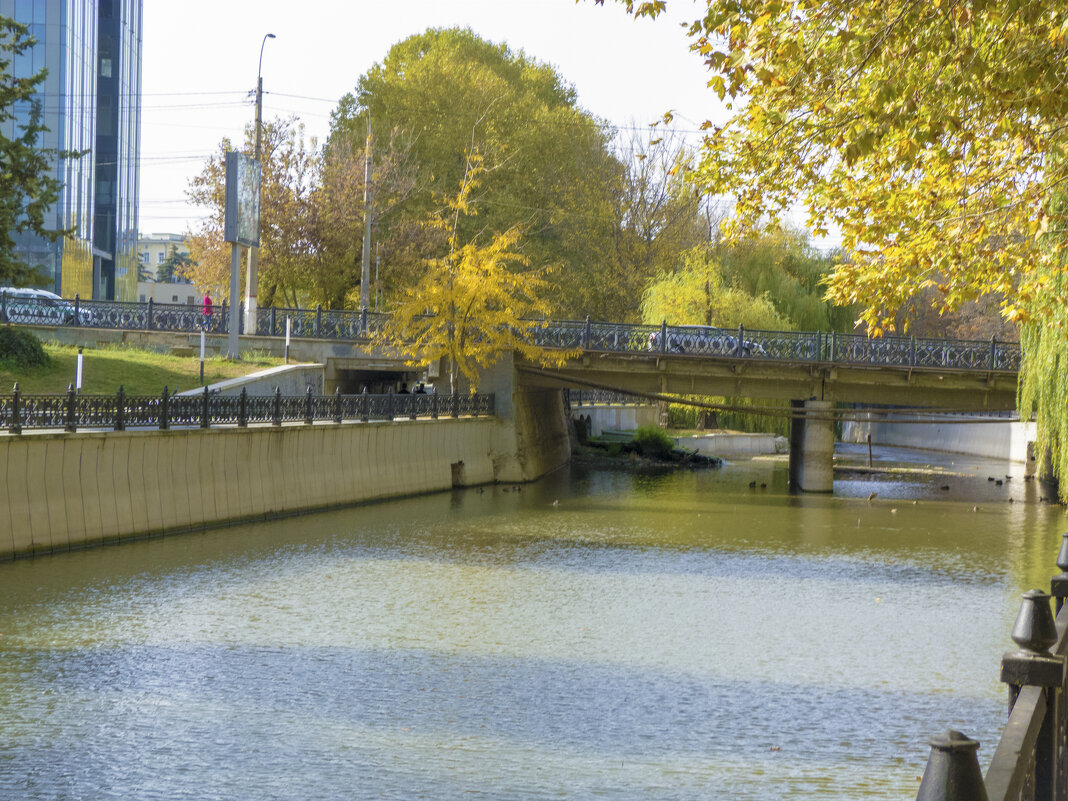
[0,287,94,326]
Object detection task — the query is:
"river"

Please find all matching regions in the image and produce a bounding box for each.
[0,444,1062,800]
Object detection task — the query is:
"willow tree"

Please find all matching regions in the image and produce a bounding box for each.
[378,154,577,392]
[596,0,1068,486]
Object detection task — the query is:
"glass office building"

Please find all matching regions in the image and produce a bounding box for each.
[0,0,141,300]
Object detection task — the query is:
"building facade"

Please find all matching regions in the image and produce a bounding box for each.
[0,0,142,301]
[136,232,198,305]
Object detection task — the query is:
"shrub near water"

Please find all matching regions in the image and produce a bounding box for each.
[0,326,50,368]
[633,424,676,459]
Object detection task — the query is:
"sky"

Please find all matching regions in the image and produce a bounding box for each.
[138,0,726,235]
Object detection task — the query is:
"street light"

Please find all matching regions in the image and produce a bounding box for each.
[244,32,275,335]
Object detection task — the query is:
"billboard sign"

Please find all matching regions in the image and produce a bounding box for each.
[224,151,261,247]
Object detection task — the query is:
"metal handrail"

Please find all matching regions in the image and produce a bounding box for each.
[0,385,495,434]
[0,292,1023,373]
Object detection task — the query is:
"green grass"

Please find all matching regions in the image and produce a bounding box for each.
[0,343,285,395]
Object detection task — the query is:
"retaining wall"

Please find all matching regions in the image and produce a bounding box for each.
[842,417,1035,463]
[570,404,658,437]
[0,418,508,560]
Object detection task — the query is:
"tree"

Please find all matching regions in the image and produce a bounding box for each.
[330,28,626,319]
[596,1,1068,332]
[378,153,576,392]
[640,245,790,330]
[157,244,194,284]
[0,18,75,286]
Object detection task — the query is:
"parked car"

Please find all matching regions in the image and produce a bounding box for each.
[0,287,94,326]
[647,325,766,357]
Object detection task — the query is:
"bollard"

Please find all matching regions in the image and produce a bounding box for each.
[915,730,988,801]
[1051,532,1068,613]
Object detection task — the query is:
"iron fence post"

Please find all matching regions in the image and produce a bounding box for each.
[239,303,245,335]
[830,330,836,361]
[660,320,667,354]
[915,730,988,801]
[315,304,322,338]
[10,382,20,434]
[160,386,169,430]
[451,391,459,419]
[361,306,368,336]
[270,307,277,337]
[201,386,210,429]
[1,290,6,323]
[431,391,438,419]
[409,391,416,420]
[361,388,369,423]
[305,386,313,425]
[738,324,745,357]
[910,336,916,367]
[115,386,125,431]
[815,331,822,361]
[238,387,248,427]
[334,387,343,423]
[990,336,997,370]
[386,386,394,420]
[221,301,227,333]
[1000,589,1065,799]
[73,294,80,327]
[65,384,77,432]
[272,387,281,426]
[583,315,591,349]
[146,298,154,331]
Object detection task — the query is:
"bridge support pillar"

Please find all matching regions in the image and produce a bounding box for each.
[789,399,834,493]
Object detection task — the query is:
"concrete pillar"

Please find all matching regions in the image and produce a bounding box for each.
[791,399,835,493]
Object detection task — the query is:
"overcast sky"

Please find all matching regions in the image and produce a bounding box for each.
[138,0,723,235]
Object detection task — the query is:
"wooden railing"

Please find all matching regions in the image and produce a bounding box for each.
[917,535,1068,800]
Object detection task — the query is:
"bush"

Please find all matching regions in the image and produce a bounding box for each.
[0,326,50,368]
[633,424,676,460]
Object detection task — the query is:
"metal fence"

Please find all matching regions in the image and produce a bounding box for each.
[915,533,1068,801]
[0,292,1022,372]
[0,385,495,434]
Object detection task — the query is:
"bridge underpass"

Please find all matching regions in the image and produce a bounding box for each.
[515,351,1020,492]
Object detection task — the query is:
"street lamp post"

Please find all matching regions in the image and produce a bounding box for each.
[244,32,275,335]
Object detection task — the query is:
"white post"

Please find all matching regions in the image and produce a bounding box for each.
[285,316,291,364]
[200,328,206,384]
[75,348,83,391]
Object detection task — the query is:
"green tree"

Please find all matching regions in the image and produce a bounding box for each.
[379,153,576,392]
[330,28,625,319]
[640,245,790,330]
[0,17,75,286]
[157,244,194,284]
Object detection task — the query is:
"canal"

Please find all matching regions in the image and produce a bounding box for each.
[0,445,1062,800]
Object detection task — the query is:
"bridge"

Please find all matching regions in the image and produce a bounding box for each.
[2,294,1023,492]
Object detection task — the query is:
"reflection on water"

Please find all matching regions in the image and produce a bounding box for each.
[0,446,1063,800]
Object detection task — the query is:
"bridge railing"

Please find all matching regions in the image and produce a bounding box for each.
[0,292,1023,371]
[0,385,494,434]
[915,534,1068,801]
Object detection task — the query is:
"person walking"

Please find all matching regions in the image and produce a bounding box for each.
[202,292,213,330]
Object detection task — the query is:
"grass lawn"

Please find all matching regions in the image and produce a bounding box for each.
[0,343,286,396]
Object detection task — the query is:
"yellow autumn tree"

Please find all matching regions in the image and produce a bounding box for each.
[378,152,577,392]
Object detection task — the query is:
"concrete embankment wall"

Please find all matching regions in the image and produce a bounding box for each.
[0,414,561,561]
[842,417,1035,463]
[570,405,658,437]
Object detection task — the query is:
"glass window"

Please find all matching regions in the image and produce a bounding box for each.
[157,252,165,264]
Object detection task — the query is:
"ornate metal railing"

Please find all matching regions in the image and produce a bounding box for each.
[914,534,1068,801]
[569,389,650,406]
[0,292,1022,373]
[0,385,494,434]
